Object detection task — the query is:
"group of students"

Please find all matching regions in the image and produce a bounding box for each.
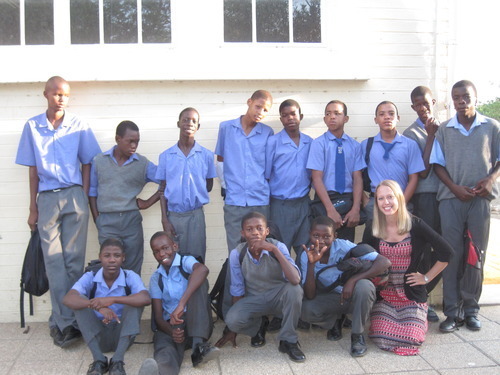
[15,76,499,374]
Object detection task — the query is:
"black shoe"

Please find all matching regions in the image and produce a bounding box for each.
[50,327,64,347]
[60,326,82,348]
[251,316,269,347]
[465,316,481,331]
[343,315,352,328]
[268,317,282,332]
[109,359,126,375]
[297,318,311,331]
[327,315,345,341]
[427,306,439,322]
[350,334,367,357]
[87,357,108,375]
[278,340,306,362]
[439,316,461,333]
[191,342,221,367]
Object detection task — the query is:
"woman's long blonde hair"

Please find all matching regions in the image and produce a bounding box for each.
[372,180,412,238]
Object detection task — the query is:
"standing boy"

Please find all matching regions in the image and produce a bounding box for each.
[89,120,160,275]
[215,90,274,253]
[361,101,424,219]
[430,80,500,332]
[300,216,390,357]
[15,76,101,347]
[307,100,365,241]
[403,86,441,322]
[149,231,219,375]
[215,212,306,363]
[63,238,151,375]
[265,99,312,256]
[157,108,216,262]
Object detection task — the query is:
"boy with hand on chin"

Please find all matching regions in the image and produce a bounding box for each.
[149,232,219,375]
[215,212,306,363]
[63,239,151,375]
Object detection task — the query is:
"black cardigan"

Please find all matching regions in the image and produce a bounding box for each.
[362,215,453,303]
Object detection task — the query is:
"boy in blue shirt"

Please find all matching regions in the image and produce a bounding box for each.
[63,238,151,375]
[16,76,101,347]
[300,216,390,357]
[89,120,161,275]
[265,99,312,256]
[307,100,366,241]
[157,108,216,261]
[149,231,219,375]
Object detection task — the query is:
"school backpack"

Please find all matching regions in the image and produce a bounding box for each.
[20,229,49,328]
[83,259,133,299]
[362,137,374,192]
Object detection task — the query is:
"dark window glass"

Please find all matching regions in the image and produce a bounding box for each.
[224,0,252,42]
[256,0,288,42]
[142,0,171,43]
[25,0,54,45]
[103,0,137,43]
[0,0,20,45]
[70,0,99,44]
[293,0,320,42]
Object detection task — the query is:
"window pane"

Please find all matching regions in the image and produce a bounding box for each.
[70,0,99,44]
[103,0,137,43]
[25,0,53,45]
[224,0,252,42]
[293,0,321,43]
[256,0,288,43]
[142,0,171,43]
[0,0,20,45]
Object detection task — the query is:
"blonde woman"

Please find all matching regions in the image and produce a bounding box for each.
[362,180,452,355]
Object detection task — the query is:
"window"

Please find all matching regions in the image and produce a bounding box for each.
[70,0,171,44]
[0,0,54,45]
[224,0,321,43]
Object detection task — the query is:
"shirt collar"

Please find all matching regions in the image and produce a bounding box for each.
[233,116,263,135]
[94,268,127,288]
[325,131,347,141]
[158,253,182,277]
[280,130,310,146]
[416,118,425,128]
[447,112,488,130]
[374,131,402,144]
[104,146,139,163]
[41,111,70,130]
[169,141,202,156]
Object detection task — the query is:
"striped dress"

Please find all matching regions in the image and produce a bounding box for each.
[369,237,428,355]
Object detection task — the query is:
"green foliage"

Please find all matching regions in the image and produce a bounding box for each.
[478,98,500,121]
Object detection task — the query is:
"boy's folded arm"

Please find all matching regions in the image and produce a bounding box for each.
[111,290,151,307]
[267,243,301,285]
[177,263,209,308]
[152,298,174,336]
[63,289,91,310]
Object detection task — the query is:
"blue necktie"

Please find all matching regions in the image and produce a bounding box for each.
[334,138,345,194]
[381,142,396,160]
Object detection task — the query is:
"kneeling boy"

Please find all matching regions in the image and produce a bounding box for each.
[216,212,306,362]
[63,238,151,375]
[300,216,390,357]
[149,231,219,375]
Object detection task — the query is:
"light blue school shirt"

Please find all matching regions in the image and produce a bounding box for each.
[88,146,159,197]
[72,268,146,320]
[361,132,424,192]
[156,142,216,213]
[307,131,366,193]
[265,130,312,199]
[215,117,274,206]
[229,241,299,297]
[300,239,378,293]
[430,113,500,166]
[149,254,198,321]
[15,112,101,192]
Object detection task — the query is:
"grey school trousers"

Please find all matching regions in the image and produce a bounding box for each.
[439,197,490,318]
[37,185,89,331]
[96,210,144,275]
[74,305,142,353]
[225,283,303,343]
[154,281,212,375]
[301,279,376,335]
[167,207,206,261]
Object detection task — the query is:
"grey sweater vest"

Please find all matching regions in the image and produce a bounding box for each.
[94,153,149,212]
[237,238,287,297]
[403,121,439,193]
[434,116,500,201]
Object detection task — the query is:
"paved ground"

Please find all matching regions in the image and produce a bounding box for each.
[2,303,500,375]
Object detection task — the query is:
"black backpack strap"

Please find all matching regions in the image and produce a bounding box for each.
[89,269,131,299]
[365,137,374,165]
[178,254,191,280]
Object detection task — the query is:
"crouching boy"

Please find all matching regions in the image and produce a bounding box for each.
[300,216,390,357]
[215,212,306,362]
[149,231,219,375]
[63,238,151,375]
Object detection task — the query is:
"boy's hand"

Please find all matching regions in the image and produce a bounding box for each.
[172,327,185,344]
[136,198,148,210]
[28,208,38,231]
[424,117,439,137]
[473,176,495,197]
[99,307,120,324]
[89,297,114,311]
[343,209,360,228]
[304,240,328,264]
[215,327,238,348]
[451,184,475,201]
[247,238,271,257]
[326,207,343,228]
[341,278,356,304]
[169,305,185,325]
